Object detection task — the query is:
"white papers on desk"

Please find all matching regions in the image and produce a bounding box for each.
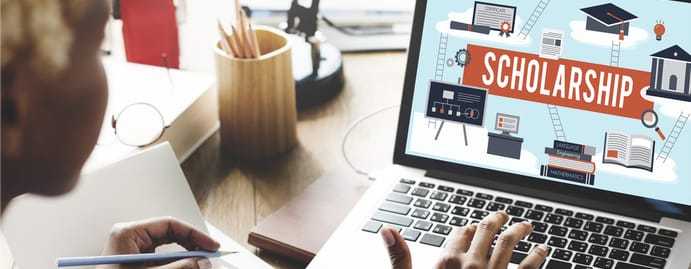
[540,29,565,60]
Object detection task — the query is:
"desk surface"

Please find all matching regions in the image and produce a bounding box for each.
[182,52,406,268]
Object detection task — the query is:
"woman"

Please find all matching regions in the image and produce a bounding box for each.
[1,1,548,268]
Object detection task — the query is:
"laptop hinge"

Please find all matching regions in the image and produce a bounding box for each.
[425,170,663,223]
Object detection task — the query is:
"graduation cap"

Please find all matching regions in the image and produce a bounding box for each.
[581,3,637,36]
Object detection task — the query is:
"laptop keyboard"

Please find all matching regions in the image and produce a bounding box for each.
[361,178,680,269]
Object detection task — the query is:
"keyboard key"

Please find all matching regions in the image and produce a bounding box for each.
[449,216,468,227]
[411,208,430,219]
[495,196,513,204]
[510,217,527,225]
[506,206,525,217]
[535,204,553,212]
[568,230,589,241]
[448,195,467,205]
[515,241,532,252]
[630,253,666,269]
[515,200,533,208]
[402,229,421,241]
[419,182,435,188]
[528,232,548,244]
[393,183,411,194]
[650,246,670,258]
[548,226,568,236]
[382,225,402,233]
[614,262,649,269]
[636,224,656,233]
[413,198,432,209]
[624,230,644,241]
[510,251,528,264]
[400,178,415,184]
[603,226,623,237]
[486,202,506,211]
[574,253,594,265]
[451,206,470,216]
[584,221,604,233]
[589,245,609,257]
[588,234,609,245]
[414,220,433,231]
[608,249,629,261]
[411,188,430,197]
[531,221,548,233]
[575,265,590,269]
[525,210,544,220]
[544,213,565,225]
[546,259,572,269]
[565,217,585,229]
[552,249,573,261]
[568,241,589,252]
[629,242,650,254]
[476,192,493,200]
[467,199,486,209]
[609,238,630,250]
[555,208,574,216]
[470,210,490,220]
[658,228,678,238]
[644,234,675,247]
[432,202,450,212]
[594,257,614,269]
[437,185,454,192]
[372,211,414,227]
[430,191,448,201]
[430,212,449,223]
[433,224,452,235]
[362,221,383,233]
[616,220,635,229]
[456,189,473,196]
[548,236,568,248]
[596,216,615,225]
[420,233,445,247]
[575,212,595,220]
[386,193,413,205]
[379,202,411,215]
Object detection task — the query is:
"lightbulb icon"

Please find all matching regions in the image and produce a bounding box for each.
[654,20,666,41]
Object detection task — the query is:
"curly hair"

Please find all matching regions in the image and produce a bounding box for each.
[2,0,88,79]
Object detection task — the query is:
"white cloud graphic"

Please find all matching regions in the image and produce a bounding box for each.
[436,9,531,46]
[639,86,691,118]
[569,20,649,49]
[408,113,540,176]
[593,153,678,182]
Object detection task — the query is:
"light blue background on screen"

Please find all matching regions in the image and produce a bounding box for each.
[405,0,691,205]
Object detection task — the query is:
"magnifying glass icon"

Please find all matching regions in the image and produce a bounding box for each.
[641,109,666,140]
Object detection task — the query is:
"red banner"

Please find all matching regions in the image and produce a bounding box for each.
[462,44,653,119]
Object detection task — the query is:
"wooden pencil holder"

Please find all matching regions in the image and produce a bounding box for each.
[214,26,298,160]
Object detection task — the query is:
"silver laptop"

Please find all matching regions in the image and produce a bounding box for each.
[309,0,691,268]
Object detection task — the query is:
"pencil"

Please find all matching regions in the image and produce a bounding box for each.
[216,20,234,57]
[230,25,248,58]
[56,251,237,267]
[248,22,261,57]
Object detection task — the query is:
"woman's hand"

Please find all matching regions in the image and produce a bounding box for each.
[382,211,549,269]
[97,217,220,269]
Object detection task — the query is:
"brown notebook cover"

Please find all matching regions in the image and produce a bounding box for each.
[248,170,371,264]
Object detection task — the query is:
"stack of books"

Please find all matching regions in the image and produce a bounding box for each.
[541,140,597,185]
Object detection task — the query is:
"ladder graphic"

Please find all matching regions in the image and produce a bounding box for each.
[610,41,621,66]
[548,105,567,141]
[518,0,551,40]
[656,112,689,163]
[434,32,449,81]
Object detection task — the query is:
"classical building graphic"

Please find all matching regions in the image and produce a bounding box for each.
[648,45,691,102]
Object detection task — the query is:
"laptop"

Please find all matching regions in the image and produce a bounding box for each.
[309,0,691,268]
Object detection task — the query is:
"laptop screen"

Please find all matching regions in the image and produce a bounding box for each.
[404,0,691,206]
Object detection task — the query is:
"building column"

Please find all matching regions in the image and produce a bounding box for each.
[656,59,664,90]
[685,62,690,95]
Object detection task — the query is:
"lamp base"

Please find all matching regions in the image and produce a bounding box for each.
[291,39,344,109]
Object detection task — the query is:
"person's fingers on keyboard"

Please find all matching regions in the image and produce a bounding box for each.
[517,244,549,269]
[466,211,509,260]
[381,227,412,269]
[488,221,533,269]
[444,224,477,255]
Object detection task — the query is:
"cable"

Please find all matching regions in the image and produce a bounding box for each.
[341,105,400,178]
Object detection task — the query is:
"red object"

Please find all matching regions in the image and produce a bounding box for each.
[120,0,179,68]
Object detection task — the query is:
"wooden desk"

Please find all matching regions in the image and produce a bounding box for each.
[182,52,406,268]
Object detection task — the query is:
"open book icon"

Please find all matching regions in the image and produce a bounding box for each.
[603,132,656,172]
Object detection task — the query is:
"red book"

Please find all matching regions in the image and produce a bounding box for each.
[120,0,179,68]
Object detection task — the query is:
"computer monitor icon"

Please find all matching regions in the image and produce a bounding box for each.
[495,113,520,135]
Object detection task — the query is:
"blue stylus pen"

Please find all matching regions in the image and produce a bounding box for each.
[56,250,237,267]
